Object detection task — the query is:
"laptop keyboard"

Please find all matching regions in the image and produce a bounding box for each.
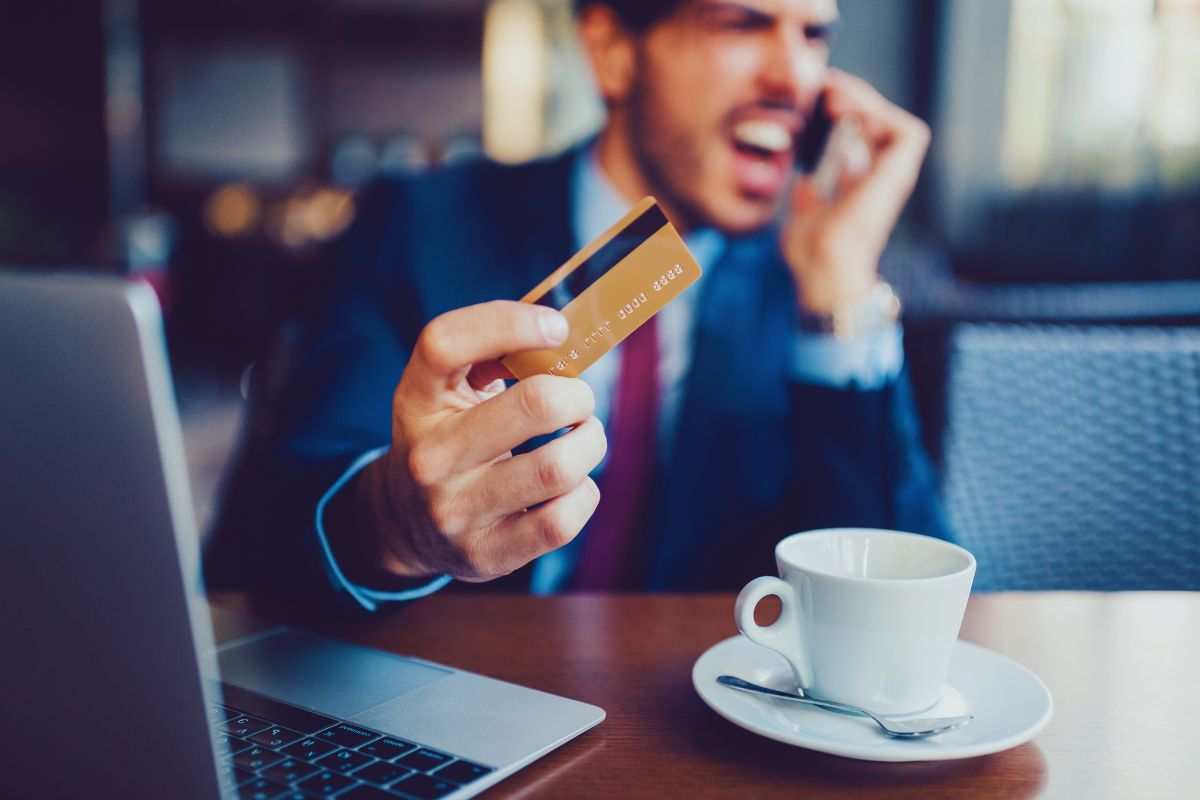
[212,684,494,799]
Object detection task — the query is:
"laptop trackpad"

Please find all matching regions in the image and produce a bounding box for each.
[217,629,451,719]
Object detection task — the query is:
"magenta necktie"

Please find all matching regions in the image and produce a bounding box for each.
[571,316,659,591]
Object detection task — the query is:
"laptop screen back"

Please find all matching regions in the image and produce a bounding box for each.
[0,271,223,799]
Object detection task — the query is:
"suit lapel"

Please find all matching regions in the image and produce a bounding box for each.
[480,153,578,302]
[410,150,578,319]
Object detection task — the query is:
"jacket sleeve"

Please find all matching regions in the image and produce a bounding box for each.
[783,367,953,541]
[203,179,430,609]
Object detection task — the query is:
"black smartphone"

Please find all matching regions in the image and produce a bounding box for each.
[795,90,834,173]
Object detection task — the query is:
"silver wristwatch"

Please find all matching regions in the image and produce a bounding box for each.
[796,281,901,340]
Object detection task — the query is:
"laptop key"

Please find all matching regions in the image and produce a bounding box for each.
[216,734,255,756]
[432,759,493,785]
[233,746,287,771]
[359,737,416,761]
[296,770,359,797]
[250,725,303,749]
[211,705,242,723]
[336,787,395,800]
[337,786,395,800]
[282,737,338,761]
[223,714,273,738]
[388,773,457,799]
[262,757,320,784]
[237,776,288,800]
[223,766,257,787]
[316,747,375,774]
[351,760,412,787]
[317,723,381,749]
[394,748,451,773]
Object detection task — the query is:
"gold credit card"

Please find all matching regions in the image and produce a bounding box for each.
[503,197,702,380]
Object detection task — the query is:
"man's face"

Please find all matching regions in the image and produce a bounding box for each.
[627,0,838,233]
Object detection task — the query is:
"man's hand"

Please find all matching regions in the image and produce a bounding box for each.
[781,70,931,317]
[346,301,606,583]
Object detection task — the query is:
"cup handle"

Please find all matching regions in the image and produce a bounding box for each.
[734,576,811,689]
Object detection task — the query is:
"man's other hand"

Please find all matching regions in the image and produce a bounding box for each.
[350,301,606,582]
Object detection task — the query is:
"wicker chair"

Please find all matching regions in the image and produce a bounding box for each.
[942,324,1200,590]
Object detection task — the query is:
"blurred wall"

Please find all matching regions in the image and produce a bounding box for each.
[0,2,110,262]
[832,0,923,112]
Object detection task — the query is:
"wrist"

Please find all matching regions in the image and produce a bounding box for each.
[795,281,901,340]
[328,457,435,584]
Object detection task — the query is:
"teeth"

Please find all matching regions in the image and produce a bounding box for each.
[733,120,792,153]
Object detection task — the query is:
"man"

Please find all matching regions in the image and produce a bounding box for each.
[206,0,949,610]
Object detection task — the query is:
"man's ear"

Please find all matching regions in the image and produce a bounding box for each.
[578,5,638,106]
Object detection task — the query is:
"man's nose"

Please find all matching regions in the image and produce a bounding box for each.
[758,26,826,105]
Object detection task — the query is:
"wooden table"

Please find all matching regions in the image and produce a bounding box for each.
[210,592,1200,799]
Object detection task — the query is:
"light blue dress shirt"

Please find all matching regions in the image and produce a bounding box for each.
[317,149,904,609]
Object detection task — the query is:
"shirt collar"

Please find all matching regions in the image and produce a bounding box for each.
[571,145,726,272]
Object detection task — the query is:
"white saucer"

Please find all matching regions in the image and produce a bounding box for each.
[693,635,1052,762]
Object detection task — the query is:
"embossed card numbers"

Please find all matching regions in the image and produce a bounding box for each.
[502,197,703,380]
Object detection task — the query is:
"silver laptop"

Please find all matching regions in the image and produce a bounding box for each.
[0,270,604,800]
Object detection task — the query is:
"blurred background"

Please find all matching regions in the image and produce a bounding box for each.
[3,0,1198,588]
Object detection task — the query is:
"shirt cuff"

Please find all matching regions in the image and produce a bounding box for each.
[314,445,451,611]
[790,323,904,389]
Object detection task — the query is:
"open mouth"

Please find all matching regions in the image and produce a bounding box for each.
[729,119,794,198]
[732,120,794,158]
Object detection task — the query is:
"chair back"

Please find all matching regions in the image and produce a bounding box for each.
[943,324,1200,590]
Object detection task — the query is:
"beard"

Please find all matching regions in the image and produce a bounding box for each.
[625,79,785,235]
[625,68,714,233]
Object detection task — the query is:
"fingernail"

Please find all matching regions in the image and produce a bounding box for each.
[538,309,568,344]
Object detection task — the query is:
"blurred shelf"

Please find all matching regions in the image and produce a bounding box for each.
[141,0,485,50]
[886,245,1200,325]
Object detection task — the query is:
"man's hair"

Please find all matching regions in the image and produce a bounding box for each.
[573,0,685,33]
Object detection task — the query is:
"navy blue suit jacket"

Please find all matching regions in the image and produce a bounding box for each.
[205,148,951,603]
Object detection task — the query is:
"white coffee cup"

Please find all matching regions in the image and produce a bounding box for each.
[735,528,975,716]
